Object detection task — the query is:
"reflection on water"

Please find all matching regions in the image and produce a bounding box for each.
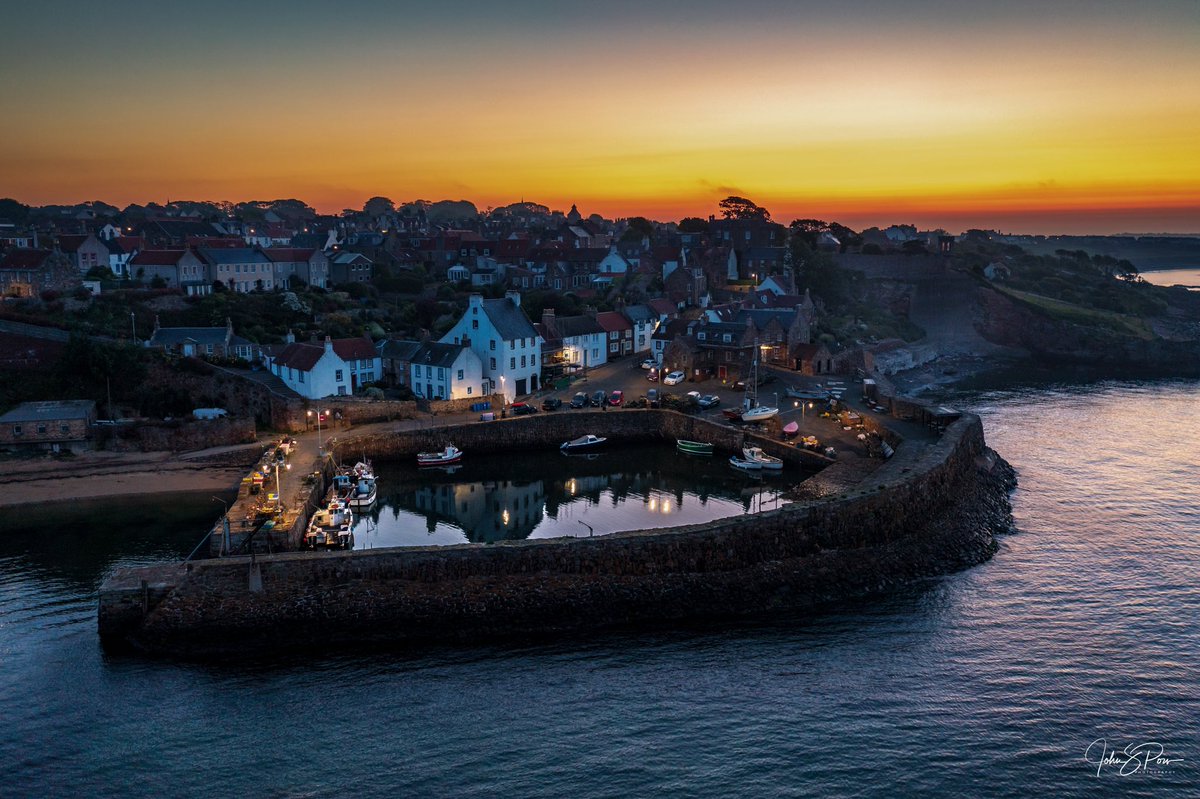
[352,445,798,549]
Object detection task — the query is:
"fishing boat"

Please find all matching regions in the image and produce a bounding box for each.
[676,439,714,456]
[729,455,763,471]
[417,444,463,466]
[305,502,354,549]
[560,434,607,452]
[742,446,783,470]
[782,421,799,439]
[740,346,779,423]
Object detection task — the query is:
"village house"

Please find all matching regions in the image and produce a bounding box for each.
[408,342,485,400]
[595,311,634,359]
[130,249,210,294]
[146,316,260,361]
[198,247,274,293]
[375,339,423,389]
[440,292,541,402]
[267,335,381,398]
[56,234,110,274]
[793,342,835,375]
[0,249,79,297]
[651,317,691,366]
[551,313,607,371]
[623,304,658,354]
[264,247,330,289]
[0,400,97,453]
[103,236,144,277]
[329,252,373,285]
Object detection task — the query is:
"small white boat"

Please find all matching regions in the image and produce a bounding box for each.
[305,503,354,549]
[561,434,607,452]
[741,405,779,423]
[742,446,783,470]
[417,444,463,466]
[729,455,763,471]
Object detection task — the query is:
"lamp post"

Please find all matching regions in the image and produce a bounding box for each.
[308,409,326,452]
[274,461,291,511]
[130,311,136,344]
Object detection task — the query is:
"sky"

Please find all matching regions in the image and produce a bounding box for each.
[1,0,1198,234]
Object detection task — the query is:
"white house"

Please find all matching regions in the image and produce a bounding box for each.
[597,244,630,276]
[553,315,607,370]
[268,335,381,398]
[623,304,658,354]
[409,342,484,400]
[440,292,541,402]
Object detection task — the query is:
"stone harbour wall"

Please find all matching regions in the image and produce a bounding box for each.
[103,408,1015,657]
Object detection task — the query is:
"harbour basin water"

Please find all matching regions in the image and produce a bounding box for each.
[351,444,797,549]
[1,381,1198,797]
[1138,267,1200,289]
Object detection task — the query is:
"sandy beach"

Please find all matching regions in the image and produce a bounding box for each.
[0,446,264,508]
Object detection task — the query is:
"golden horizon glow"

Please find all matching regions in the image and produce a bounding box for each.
[2,3,1198,234]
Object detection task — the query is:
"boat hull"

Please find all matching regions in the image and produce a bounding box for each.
[676,439,714,456]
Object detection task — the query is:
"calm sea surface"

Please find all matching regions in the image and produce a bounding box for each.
[1,381,1197,797]
[1139,267,1200,289]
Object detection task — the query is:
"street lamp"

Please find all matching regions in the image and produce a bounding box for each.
[308,409,327,451]
[130,311,136,343]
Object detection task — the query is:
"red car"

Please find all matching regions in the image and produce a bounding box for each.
[608,390,624,406]
[646,369,659,382]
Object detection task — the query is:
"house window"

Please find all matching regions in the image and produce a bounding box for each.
[12,425,21,436]
[490,340,496,350]
[37,424,47,435]
[60,424,69,433]
[490,357,496,370]
[335,370,344,381]
[472,320,479,330]
[206,344,214,354]
[299,371,305,383]
[609,331,618,340]
[509,357,515,369]
[457,369,464,380]
[438,368,445,379]
[467,386,472,395]
[724,334,732,343]
[698,332,706,341]
[426,366,432,378]
[520,356,526,367]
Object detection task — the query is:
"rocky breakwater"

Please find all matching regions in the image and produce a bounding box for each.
[98,408,1015,657]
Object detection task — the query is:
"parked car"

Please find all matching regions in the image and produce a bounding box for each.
[640,358,656,370]
[663,370,685,386]
[608,390,624,407]
[647,368,659,382]
[697,394,720,409]
[510,402,538,416]
[542,397,563,411]
[590,389,607,407]
[733,380,747,392]
[570,392,589,408]
[646,388,659,407]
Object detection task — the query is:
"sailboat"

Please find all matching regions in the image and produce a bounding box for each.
[741,345,779,423]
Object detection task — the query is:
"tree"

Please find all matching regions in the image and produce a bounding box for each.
[625,216,654,238]
[678,217,709,233]
[789,219,828,247]
[718,196,771,221]
[0,198,32,224]
[363,196,395,217]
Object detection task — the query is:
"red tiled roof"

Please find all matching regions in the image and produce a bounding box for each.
[647,298,676,315]
[0,249,51,269]
[331,336,376,361]
[131,249,189,266]
[594,311,631,333]
[272,342,325,371]
[264,247,316,262]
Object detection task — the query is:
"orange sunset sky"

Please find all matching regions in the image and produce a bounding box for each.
[1,0,1198,234]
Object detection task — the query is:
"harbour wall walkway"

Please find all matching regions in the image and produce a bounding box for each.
[98,406,1014,657]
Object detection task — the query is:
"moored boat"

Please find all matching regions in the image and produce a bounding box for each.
[729,455,763,471]
[742,446,783,470]
[781,421,799,438]
[417,444,463,466]
[676,439,714,456]
[561,434,607,452]
[305,503,354,549]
